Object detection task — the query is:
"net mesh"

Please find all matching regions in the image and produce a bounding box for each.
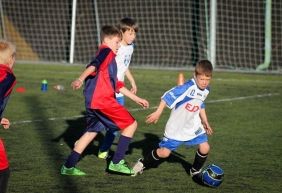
[1,0,281,71]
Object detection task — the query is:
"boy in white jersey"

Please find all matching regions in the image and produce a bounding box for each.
[98,17,138,159]
[133,60,213,178]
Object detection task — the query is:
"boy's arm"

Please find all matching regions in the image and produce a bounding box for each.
[119,87,149,108]
[71,66,96,90]
[199,108,213,135]
[146,100,166,124]
[0,101,10,129]
[125,69,137,94]
[71,47,111,90]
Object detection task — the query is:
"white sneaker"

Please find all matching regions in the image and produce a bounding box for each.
[190,168,202,177]
[132,158,145,176]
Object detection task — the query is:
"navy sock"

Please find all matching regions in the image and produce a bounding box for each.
[192,150,208,171]
[112,135,131,164]
[99,131,116,152]
[64,151,81,168]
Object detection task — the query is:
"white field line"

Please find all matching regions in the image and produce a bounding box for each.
[11,93,280,125]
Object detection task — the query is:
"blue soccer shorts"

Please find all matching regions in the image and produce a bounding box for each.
[159,133,208,151]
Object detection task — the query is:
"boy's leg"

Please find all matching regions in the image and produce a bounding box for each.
[93,105,136,175]
[98,96,124,158]
[133,137,178,175]
[190,142,209,176]
[133,147,170,176]
[0,168,10,193]
[108,121,137,175]
[98,131,117,159]
[61,132,97,176]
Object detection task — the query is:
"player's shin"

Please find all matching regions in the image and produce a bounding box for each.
[143,149,163,168]
[191,149,208,172]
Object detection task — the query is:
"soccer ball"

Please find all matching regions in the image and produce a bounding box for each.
[201,164,224,188]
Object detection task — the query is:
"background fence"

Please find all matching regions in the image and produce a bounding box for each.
[1,0,281,72]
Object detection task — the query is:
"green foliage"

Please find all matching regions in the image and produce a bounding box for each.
[1,64,282,193]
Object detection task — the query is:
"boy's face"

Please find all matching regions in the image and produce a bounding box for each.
[122,29,136,45]
[105,36,121,54]
[194,74,211,90]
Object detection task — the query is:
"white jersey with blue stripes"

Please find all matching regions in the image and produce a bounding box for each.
[162,78,210,141]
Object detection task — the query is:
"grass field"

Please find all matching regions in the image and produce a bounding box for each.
[1,63,282,193]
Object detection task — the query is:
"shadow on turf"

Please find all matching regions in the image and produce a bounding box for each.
[53,121,206,185]
[52,111,105,158]
[128,133,196,176]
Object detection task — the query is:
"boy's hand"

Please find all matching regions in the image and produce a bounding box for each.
[146,111,161,124]
[71,79,83,90]
[1,118,10,129]
[136,98,149,109]
[203,122,213,135]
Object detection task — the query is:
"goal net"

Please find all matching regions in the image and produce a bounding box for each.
[1,0,281,71]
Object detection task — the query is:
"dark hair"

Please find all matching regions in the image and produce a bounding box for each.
[195,60,213,77]
[100,25,122,43]
[118,17,138,33]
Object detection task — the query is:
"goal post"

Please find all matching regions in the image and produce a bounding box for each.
[256,0,272,71]
[209,0,217,69]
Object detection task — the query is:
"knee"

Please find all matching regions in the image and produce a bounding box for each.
[157,148,171,158]
[121,121,137,137]
[199,142,210,154]
[132,120,137,129]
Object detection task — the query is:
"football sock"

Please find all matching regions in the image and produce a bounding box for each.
[99,131,116,152]
[143,149,161,167]
[112,135,131,164]
[192,149,208,171]
[64,151,81,168]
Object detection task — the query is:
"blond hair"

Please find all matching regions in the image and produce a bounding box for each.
[0,40,16,64]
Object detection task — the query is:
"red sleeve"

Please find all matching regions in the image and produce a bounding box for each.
[116,81,125,93]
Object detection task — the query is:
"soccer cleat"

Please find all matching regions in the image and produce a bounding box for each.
[108,159,134,175]
[132,158,145,176]
[61,165,86,176]
[190,167,202,177]
[98,150,109,159]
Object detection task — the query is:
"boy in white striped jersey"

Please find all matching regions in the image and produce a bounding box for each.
[133,60,213,177]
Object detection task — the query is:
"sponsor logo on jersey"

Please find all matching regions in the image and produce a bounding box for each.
[195,127,203,135]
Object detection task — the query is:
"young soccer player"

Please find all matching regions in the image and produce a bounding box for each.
[133,60,213,177]
[98,17,139,159]
[0,40,16,193]
[61,25,149,176]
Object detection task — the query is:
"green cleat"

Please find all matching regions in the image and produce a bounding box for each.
[61,165,86,176]
[98,150,108,159]
[108,160,134,176]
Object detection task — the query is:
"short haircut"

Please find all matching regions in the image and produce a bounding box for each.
[100,25,122,43]
[118,17,138,33]
[0,39,16,62]
[195,60,213,77]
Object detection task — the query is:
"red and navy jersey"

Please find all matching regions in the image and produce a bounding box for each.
[0,64,16,119]
[84,45,124,109]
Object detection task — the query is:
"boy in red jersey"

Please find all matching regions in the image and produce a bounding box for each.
[61,25,149,176]
[0,40,16,193]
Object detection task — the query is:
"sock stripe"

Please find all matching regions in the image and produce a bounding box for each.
[151,150,160,160]
[197,150,208,158]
